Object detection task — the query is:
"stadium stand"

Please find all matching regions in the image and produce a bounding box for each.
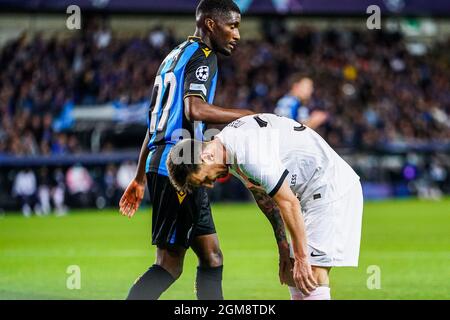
[1,18,449,212]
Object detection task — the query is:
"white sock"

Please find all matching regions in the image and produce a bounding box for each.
[289,286,331,300]
[22,204,32,217]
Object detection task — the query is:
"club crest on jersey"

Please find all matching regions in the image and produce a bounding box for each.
[177,191,187,204]
[195,66,209,82]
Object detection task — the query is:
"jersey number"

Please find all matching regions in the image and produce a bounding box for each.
[149,72,177,133]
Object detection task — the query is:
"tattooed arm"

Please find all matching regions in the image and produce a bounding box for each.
[249,186,287,244]
[249,186,293,285]
[230,166,293,285]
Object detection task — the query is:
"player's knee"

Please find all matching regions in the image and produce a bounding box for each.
[199,248,223,268]
[156,261,183,280]
[169,265,184,280]
[156,245,186,279]
[211,249,224,267]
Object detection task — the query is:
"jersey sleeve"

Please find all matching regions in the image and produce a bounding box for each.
[183,47,217,102]
[239,161,289,197]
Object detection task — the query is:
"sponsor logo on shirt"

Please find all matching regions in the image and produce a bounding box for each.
[290,174,297,187]
[227,119,245,128]
[202,48,212,58]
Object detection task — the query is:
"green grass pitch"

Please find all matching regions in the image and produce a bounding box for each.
[0,198,449,300]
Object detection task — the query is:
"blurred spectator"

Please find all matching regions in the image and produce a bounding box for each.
[93,26,111,49]
[52,168,67,215]
[429,157,448,193]
[148,26,168,49]
[12,168,38,217]
[51,133,68,154]
[66,164,94,208]
[37,167,51,215]
[117,161,137,191]
[103,164,119,207]
[274,75,329,129]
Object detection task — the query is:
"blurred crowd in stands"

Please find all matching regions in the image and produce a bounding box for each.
[220,22,450,150]
[1,19,449,156]
[0,20,176,156]
[1,18,450,212]
[2,161,138,216]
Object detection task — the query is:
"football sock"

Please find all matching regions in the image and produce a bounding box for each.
[288,285,331,300]
[126,264,175,300]
[195,265,224,300]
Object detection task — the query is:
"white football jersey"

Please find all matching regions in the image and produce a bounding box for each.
[215,114,360,209]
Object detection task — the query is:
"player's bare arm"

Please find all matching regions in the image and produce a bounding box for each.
[272,181,318,295]
[249,186,286,243]
[184,96,254,124]
[119,129,149,218]
[249,186,292,285]
[304,110,329,130]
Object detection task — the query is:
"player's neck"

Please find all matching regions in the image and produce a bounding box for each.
[193,28,214,50]
[219,142,229,166]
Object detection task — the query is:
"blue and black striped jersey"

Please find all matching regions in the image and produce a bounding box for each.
[145,37,218,176]
[274,95,310,123]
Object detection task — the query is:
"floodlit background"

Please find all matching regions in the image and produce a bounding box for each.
[0,0,449,299]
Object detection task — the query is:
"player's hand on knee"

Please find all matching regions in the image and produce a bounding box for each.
[293,257,318,295]
[119,179,145,218]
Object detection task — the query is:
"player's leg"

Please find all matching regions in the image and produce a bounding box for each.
[127,244,186,300]
[190,189,224,300]
[191,233,224,300]
[155,244,187,278]
[288,181,364,300]
[287,199,334,300]
[126,172,191,300]
[288,266,331,300]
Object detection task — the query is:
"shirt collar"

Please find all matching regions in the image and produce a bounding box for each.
[188,36,202,42]
[187,36,212,50]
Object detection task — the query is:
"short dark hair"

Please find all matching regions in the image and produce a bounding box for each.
[196,0,241,19]
[166,139,205,194]
[290,73,308,84]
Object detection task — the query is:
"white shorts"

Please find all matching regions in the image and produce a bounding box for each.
[290,181,364,267]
